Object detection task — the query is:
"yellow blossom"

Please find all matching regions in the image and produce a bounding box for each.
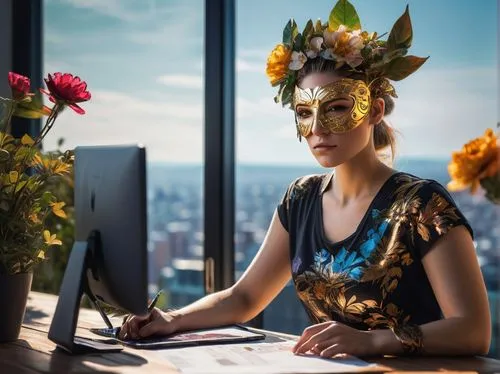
[265,44,292,86]
[43,230,62,246]
[50,201,67,219]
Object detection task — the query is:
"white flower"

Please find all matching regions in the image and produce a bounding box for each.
[288,51,308,70]
[344,51,363,68]
[306,36,324,58]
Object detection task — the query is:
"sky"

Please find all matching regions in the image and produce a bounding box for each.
[42,0,498,165]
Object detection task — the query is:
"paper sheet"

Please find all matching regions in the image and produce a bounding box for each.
[151,339,382,374]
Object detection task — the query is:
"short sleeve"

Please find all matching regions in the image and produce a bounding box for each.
[411,181,474,258]
[276,179,297,232]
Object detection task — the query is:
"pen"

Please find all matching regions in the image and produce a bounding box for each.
[117,290,163,339]
[147,290,163,313]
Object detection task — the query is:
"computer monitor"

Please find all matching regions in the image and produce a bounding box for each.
[48,145,149,354]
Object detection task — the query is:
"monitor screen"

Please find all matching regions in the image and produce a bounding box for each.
[75,145,148,314]
[49,144,149,354]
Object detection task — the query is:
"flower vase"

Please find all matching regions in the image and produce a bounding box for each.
[0,272,33,342]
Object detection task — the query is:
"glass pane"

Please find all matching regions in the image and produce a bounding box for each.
[235,0,499,357]
[42,0,205,309]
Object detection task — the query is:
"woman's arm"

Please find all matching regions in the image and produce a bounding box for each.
[174,210,292,328]
[372,225,491,356]
[120,210,292,339]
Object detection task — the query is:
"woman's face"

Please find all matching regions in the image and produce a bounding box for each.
[295,72,383,168]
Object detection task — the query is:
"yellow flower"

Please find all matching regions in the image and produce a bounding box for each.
[266,44,292,86]
[43,230,62,246]
[447,128,500,193]
[50,201,67,219]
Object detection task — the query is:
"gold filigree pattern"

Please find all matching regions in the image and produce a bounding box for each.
[293,78,371,138]
[391,324,424,354]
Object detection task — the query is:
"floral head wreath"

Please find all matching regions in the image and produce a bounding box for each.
[266,0,429,108]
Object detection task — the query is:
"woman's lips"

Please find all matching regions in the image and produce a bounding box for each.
[314,144,337,149]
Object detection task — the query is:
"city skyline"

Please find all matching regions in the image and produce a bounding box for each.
[43,0,498,165]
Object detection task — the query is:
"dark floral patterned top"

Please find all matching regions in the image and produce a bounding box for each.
[277,171,473,331]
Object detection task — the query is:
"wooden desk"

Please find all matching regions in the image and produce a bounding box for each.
[1,292,500,373]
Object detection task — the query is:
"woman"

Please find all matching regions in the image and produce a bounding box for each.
[120,0,491,357]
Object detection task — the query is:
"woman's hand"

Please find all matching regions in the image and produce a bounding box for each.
[292,321,378,358]
[118,308,180,340]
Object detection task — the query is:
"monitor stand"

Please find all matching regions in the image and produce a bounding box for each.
[48,231,123,354]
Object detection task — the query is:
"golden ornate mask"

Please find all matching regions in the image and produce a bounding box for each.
[293,78,371,139]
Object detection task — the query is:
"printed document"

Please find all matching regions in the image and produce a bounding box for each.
[151,338,385,373]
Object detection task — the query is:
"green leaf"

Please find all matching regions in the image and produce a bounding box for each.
[387,5,413,51]
[0,98,14,127]
[293,33,304,51]
[314,19,323,34]
[41,190,55,205]
[383,55,429,81]
[0,149,10,163]
[281,83,294,107]
[274,84,286,103]
[302,20,314,43]
[13,92,52,119]
[328,0,361,31]
[15,180,27,194]
[283,19,299,48]
[0,132,14,146]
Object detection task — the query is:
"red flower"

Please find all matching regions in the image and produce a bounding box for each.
[40,73,91,115]
[8,72,33,100]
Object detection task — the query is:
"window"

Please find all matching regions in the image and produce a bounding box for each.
[44,0,205,308]
[235,0,500,358]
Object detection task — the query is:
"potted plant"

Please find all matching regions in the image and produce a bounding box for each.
[0,71,90,342]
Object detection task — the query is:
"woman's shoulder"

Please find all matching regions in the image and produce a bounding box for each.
[286,172,332,199]
[392,171,452,198]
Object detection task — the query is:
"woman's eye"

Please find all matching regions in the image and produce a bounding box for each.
[325,105,348,113]
[296,110,312,119]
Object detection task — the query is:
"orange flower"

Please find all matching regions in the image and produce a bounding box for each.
[265,44,292,86]
[447,128,500,193]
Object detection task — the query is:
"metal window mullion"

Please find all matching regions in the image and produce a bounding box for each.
[204,0,235,292]
[11,0,42,139]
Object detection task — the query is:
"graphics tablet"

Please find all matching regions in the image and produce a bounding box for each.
[90,325,266,350]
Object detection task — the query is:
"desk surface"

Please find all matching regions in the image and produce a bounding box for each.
[1,292,500,374]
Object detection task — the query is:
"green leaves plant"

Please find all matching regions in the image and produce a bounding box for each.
[328,0,361,31]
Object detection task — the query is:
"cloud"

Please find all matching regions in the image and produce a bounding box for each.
[237,58,263,73]
[42,90,203,163]
[389,67,497,157]
[46,0,203,52]
[58,0,174,23]
[43,60,75,75]
[157,75,203,90]
[237,97,284,119]
[238,49,269,59]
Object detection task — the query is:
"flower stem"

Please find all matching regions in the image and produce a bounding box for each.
[34,104,62,146]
